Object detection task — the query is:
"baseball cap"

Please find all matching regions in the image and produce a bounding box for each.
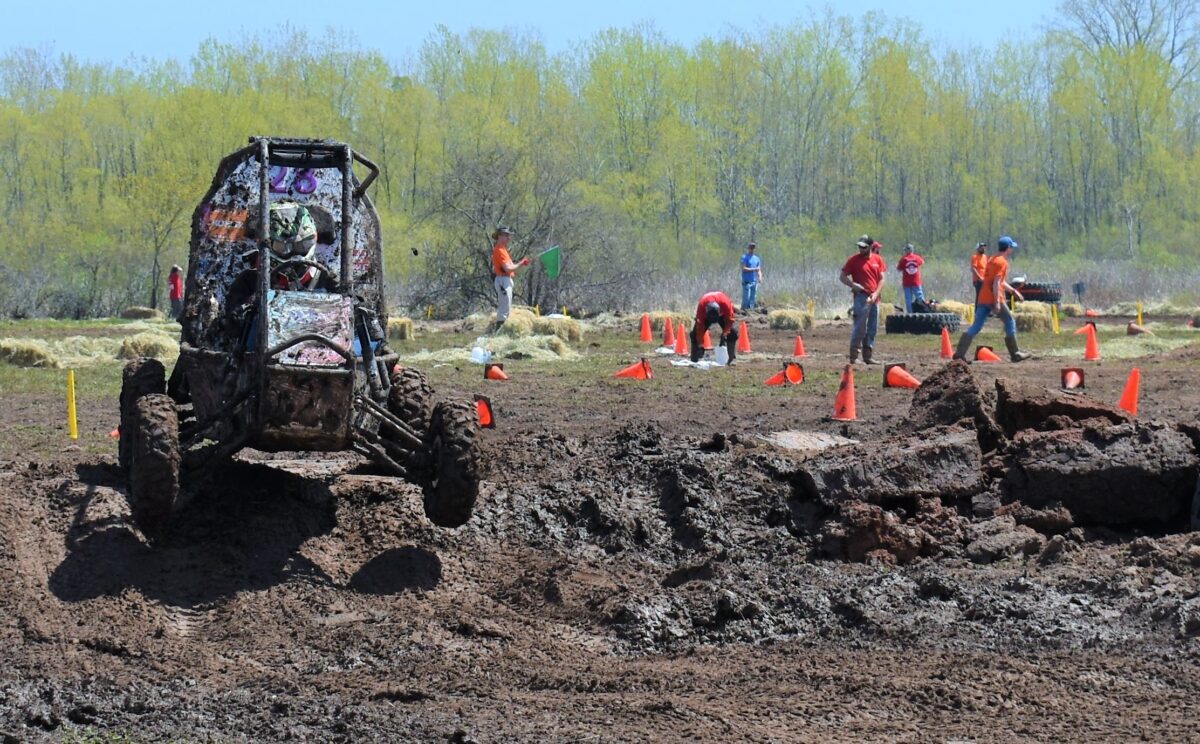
[747,241,757,249]
[998,235,1018,249]
[904,243,914,251]
[856,234,872,248]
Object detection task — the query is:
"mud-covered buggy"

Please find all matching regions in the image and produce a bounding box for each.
[119,137,480,538]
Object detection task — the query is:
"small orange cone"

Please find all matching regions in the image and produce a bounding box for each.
[939,327,953,359]
[1061,368,1085,390]
[1084,308,1099,318]
[1117,368,1141,416]
[702,330,714,350]
[737,321,751,353]
[674,323,689,356]
[832,364,857,421]
[1083,323,1100,361]
[615,358,653,380]
[883,363,921,389]
[473,394,495,428]
[784,362,804,384]
[109,427,120,438]
[764,369,787,386]
[639,314,653,343]
[793,335,807,358]
[663,319,675,347]
[975,346,1001,363]
[484,363,508,381]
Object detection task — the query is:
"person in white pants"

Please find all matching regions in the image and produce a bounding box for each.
[490,226,530,330]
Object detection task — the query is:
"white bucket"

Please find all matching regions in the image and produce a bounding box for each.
[715,346,729,366]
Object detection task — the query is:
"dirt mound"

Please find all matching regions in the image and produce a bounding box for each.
[902,361,1003,451]
[994,377,1130,437]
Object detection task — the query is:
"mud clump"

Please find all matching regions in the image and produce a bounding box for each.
[994,377,1130,437]
[1002,420,1198,527]
[821,501,931,564]
[902,361,1003,451]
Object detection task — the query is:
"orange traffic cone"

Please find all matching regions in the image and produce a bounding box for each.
[793,335,807,358]
[737,321,751,353]
[939,327,953,360]
[484,363,508,381]
[702,330,714,350]
[109,427,120,438]
[1126,322,1151,336]
[1117,367,1141,416]
[1083,323,1100,361]
[674,323,689,356]
[784,362,804,384]
[975,346,1001,363]
[1084,308,1099,317]
[639,313,653,343]
[883,363,921,389]
[1061,368,1085,390]
[663,319,676,348]
[615,358,653,380]
[473,394,495,428]
[764,369,787,386]
[832,364,857,421]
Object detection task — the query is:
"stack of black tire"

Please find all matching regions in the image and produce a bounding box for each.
[884,311,961,335]
[1015,281,1063,303]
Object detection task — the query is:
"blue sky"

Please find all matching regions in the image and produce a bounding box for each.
[4,0,1054,65]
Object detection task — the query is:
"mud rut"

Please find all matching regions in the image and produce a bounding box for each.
[3,322,1200,741]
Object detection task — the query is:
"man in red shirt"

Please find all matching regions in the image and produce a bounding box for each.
[896,243,925,313]
[840,235,887,364]
[953,235,1030,362]
[690,290,738,364]
[168,264,184,320]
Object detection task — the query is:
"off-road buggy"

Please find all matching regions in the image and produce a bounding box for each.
[119,137,480,538]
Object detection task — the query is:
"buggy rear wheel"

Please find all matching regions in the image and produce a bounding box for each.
[128,394,181,539]
[119,358,166,470]
[385,365,434,474]
[423,401,481,528]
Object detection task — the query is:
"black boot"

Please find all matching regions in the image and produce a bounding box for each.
[861,341,877,365]
[953,332,974,361]
[1005,335,1031,362]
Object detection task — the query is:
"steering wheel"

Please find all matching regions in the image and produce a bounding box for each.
[270,257,337,290]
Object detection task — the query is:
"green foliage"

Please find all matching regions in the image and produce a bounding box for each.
[2,7,1200,318]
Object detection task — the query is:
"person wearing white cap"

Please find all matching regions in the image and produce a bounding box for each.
[490,226,530,330]
[839,234,887,364]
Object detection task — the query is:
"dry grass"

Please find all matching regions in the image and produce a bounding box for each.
[648,311,690,333]
[769,308,815,331]
[0,338,61,368]
[387,317,415,341]
[1060,303,1085,317]
[402,334,580,364]
[532,315,583,342]
[1014,311,1052,333]
[495,308,537,337]
[1016,301,1053,318]
[120,306,164,320]
[118,332,178,360]
[1103,300,1200,317]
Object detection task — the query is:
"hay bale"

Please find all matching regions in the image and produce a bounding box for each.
[495,308,537,338]
[531,315,582,342]
[120,306,164,320]
[1060,303,1084,317]
[1014,312,1051,333]
[118,332,177,360]
[387,317,415,341]
[769,309,815,331]
[939,300,972,320]
[0,338,60,368]
[1017,301,1052,318]
[648,311,690,333]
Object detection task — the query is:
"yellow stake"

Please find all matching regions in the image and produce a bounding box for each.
[426,305,432,319]
[535,304,541,316]
[807,297,815,317]
[1136,301,1143,326]
[562,305,568,317]
[67,369,79,440]
[1009,294,1016,312]
[1051,303,1061,334]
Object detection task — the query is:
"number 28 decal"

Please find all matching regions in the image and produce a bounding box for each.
[269,166,319,195]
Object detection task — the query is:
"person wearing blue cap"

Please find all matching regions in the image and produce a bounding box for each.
[953,236,1030,362]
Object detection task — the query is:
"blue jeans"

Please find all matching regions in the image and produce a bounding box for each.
[966,303,1017,337]
[850,292,879,350]
[742,281,758,310]
[902,285,925,313]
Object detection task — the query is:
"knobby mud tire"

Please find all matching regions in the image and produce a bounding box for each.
[386,366,434,473]
[1018,281,1063,304]
[129,394,181,539]
[119,357,166,470]
[884,312,962,335]
[423,401,481,528]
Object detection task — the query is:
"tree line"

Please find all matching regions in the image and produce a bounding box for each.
[1,0,1197,318]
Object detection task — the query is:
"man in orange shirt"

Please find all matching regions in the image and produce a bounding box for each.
[490,226,530,330]
[970,242,988,301]
[953,236,1030,362]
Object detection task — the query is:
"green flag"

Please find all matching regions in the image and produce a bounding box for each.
[539,244,562,279]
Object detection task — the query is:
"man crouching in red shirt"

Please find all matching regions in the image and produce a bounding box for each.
[691,291,738,364]
[840,235,887,364]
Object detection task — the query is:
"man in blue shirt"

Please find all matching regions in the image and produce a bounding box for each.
[740,242,763,311]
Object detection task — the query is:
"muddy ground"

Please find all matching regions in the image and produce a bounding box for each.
[3,317,1200,742]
